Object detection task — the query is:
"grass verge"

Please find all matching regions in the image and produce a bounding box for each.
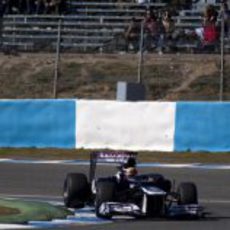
[0,148,229,164]
[0,198,71,223]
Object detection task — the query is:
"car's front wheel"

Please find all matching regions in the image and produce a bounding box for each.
[95,180,116,219]
[63,173,90,208]
[177,182,198,205]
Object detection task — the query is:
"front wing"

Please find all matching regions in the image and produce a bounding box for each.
[98,202,142,217]
[168,204,204,217]
[98,202,203,218]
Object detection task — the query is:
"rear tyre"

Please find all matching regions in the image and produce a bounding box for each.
[63,173,90,208]
[177,182,198,205]
[95,180,116,219]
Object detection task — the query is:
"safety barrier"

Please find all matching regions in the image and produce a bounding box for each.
[0,99,76,148]
[76,100,176,151]
[0,99,229,152]
[174,102,230,152]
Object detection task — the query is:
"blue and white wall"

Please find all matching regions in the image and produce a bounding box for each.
[0,99,75,148]
[0,99,229,152]
[76,100,175,151]
[175,102,230,152]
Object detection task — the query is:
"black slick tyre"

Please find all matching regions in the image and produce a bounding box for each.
[63,173,90,208]
[95,180,116,219]
[177,182,198,205]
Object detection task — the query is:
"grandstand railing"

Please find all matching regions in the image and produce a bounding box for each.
[1,1,230,53]
[2,14,230,53]
[68,1,166,7]
[67,0,166,14]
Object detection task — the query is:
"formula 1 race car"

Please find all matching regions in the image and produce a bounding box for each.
[63,152,203,219]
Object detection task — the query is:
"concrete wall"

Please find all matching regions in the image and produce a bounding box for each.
[0,99,229,152]
[76,100,176,151]
[174,102,230,152]
[0,99,76,148]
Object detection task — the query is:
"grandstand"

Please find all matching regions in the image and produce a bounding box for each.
[0,0,229,53]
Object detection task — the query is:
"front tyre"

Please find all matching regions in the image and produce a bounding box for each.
[63,173,90,208]
[177,182,198,205]
[95,180,116,219]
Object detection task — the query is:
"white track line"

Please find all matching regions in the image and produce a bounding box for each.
[0,224,35,229]
[200,199,230,204]
[0,158,230,169]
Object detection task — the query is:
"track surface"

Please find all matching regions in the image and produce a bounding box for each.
[0,163,229,230]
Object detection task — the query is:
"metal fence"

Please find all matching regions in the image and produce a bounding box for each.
[0,4,229,101]
[1,13,230,53]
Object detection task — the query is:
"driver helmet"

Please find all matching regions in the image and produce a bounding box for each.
[124,167,138,177]
[123,157,136,168]
[123,157,137,177]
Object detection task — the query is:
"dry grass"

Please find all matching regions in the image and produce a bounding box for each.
[0,53,229,100]
[0,206,20,216]
[0,53,229,163]
[0,148,229,164]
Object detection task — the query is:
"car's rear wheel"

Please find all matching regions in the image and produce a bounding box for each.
[63,173,90,208]
[95,180,116,219]
[177,182,198,205]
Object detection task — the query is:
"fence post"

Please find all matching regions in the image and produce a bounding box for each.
[219,2,225,101]
[137,20,144,84]
[53,18,62,99]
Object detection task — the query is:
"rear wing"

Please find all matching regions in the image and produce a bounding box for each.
[89,151,137,183]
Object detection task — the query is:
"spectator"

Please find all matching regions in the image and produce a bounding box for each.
[2,0,65,14]
[124,17,141,52]
[160,9,177,51]
[36,0,62,14]
[47,0,62,14]
[143,9,158,37]
[204,4,218,24]
[195,4,219,52]
[143,8,162,53]
[203,21,219,46]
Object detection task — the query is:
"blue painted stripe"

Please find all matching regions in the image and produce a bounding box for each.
[0,99,76,148]
[174,102,230,152]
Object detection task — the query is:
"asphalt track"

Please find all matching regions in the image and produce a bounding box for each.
[0,162,229,230]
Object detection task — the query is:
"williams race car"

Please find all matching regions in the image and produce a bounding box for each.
[63,152,203,219]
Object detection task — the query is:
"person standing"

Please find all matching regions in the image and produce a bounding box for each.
[143,8,162,53]
[124,17,141,52]
[195,4,219,52]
